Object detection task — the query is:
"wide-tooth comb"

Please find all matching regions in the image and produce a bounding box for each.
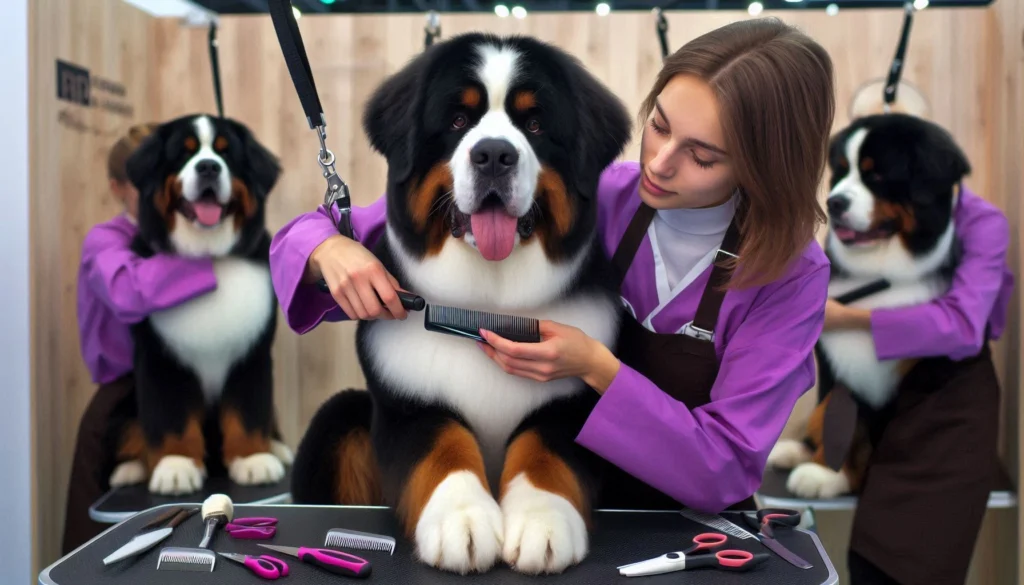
[155,547,217,572]
[324,528,396,555]
[424,304,541,343]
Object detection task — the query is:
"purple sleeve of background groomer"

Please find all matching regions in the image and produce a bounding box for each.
[80,218,218,323]
[869,187,1014,361]
[269,196,388,333]
[576,258,829,513]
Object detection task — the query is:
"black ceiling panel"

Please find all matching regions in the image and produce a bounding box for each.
[190,0,993,15]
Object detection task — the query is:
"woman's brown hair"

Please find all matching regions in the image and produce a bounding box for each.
[107,122,160,183]
[639,18,835,289]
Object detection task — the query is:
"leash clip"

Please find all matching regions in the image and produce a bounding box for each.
[316,125,353,238]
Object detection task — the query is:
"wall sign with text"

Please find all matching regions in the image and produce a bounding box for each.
[55,59,133,117]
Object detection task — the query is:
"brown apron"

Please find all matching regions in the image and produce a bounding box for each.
[848,343,1001,585]
[596,201,756,511]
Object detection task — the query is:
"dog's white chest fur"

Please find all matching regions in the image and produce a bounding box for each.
[363,293,619,488]
[150,258,274,402]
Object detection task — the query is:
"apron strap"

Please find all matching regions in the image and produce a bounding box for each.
[689,219,741,338]
[611,201,657,286]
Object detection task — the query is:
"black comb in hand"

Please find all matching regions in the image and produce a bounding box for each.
[316,279,426,312]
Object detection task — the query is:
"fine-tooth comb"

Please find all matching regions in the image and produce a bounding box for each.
[324,528,397,555]
[155,547,217,572]
[425,304,541,343]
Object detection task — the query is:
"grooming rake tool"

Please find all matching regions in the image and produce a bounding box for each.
[324,528,396,555]
[156,493,234,572]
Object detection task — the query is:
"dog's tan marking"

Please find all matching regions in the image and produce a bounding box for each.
[500,429,589,525]
[408,162,454,256]
[805,393,872,492]
[117,421,146,462]
[184,136,198,152]
[221,408,271,466]
[872,199,917,247]
[333,427,384,505]
[532,166,574,258]
[157,176,182,231]
[461,88,481,109]
[214,136,229,152]
[231,177,257,230]
[146,414,205,472]
[513,91,536,112]
[397,422,488,538]
[859,157,874,172]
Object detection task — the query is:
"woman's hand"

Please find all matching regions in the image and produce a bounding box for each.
[823,299,871,331]
[306,235,408,321]
[477,320,621,393]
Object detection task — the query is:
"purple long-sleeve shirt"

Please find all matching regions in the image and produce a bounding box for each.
[269,161,831,512]
[76,214,218,384]
[869,186,1014,361]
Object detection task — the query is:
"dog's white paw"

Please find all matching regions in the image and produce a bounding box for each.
[229,453,286,485]
[787,462,851,499]
[109,460,147,487]
[415,470,504,574]
[500,474,587,575]
[270,440,294,466]
[767,439,813,470]
[149,455,204,495]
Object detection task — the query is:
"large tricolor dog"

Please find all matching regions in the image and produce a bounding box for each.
[291,33,635,575]
[107,114,291,495]
[767,113,970,498]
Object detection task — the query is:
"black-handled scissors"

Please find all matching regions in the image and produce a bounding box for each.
[617,532,769,576]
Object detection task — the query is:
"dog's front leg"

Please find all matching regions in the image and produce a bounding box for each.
[220,347,286,486]
[393,419,503,575]
[499,428,591,575]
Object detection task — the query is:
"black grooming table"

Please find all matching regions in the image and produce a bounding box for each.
[88,468,292,524]
[43,504,838,585]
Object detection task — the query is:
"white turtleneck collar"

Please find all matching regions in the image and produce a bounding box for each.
[648,191,739,303]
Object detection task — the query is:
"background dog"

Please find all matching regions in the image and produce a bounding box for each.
[107,114,291,495]
[292,33,632,575]
[767,113,970,498]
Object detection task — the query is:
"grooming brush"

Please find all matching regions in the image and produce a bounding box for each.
[156,493,234,572]
[324,528,397,555]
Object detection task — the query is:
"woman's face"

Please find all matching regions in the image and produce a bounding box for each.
[639,74,737,210]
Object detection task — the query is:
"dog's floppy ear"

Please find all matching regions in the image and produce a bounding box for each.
[227,118,282,197]
[361,52,429,183]
[567,57,632,196]
[909,120,971,208]
[125,130,167,195]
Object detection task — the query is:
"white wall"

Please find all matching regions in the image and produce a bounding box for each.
[0,0,33,582]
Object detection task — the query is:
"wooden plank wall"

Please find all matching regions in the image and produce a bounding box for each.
[29,0,157,571]
[29,0,1022,580]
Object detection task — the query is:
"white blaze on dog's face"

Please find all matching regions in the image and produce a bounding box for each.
[362,34,631,309]
[125,114,280,258]
[827,127,876,236]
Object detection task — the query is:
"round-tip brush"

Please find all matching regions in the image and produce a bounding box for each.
[197,493,234,549]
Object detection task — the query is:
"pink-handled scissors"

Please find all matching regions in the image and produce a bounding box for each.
[218,552,289,580]
[225,517,278,539]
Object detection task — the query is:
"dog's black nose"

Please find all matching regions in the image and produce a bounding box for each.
[470,139,518,178]
[195,159,222,179]
[827,195,851,217]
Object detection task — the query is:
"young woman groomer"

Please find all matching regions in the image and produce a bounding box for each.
[270,18,837,512]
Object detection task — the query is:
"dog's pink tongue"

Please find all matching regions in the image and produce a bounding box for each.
[193,201,223,226]
[471,208,518,261]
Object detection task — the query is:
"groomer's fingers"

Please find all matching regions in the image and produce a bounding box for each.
[373,270,407,320]
[342,279,372,320]
[353,277,384,320]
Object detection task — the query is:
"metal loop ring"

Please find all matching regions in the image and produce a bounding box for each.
[319,148,336,168]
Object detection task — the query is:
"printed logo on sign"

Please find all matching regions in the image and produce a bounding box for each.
[54,59,133,118]
[56,60,91,107]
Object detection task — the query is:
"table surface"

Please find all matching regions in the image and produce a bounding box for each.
[43,504,838,585]
[89,468,293,524]
[757,466,1018,511]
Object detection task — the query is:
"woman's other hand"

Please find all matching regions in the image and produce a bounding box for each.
[478,320,621,393]
[823,299,871,331]
[306,235,408,321]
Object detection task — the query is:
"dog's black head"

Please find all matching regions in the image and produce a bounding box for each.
[126,114,281,257]
[825,113,969,262]
[361,33,630,307]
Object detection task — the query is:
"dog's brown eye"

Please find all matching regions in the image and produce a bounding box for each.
[526,119,541,134]
[214,136,228,152]
[451,114,468,130]
[184,137,198,152]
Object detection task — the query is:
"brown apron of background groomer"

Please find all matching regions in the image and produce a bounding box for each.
[597,201,757,512]
[838,342,1001,585]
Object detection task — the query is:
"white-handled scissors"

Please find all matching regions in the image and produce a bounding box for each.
[617,532,766,576]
